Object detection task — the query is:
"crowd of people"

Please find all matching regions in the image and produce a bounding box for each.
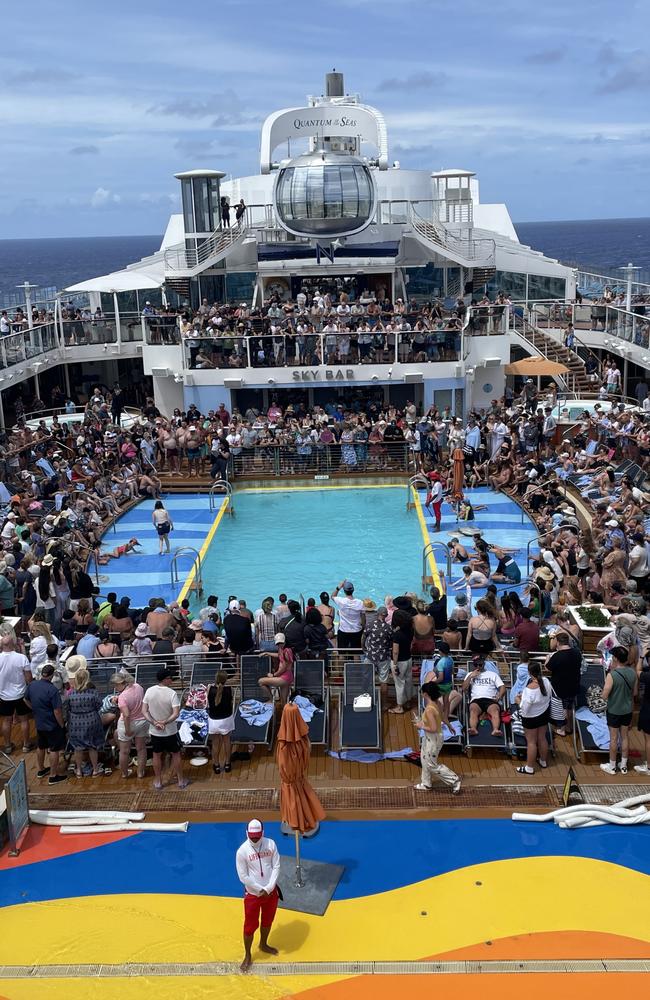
[144,289,469,368]
[0,367,649,790]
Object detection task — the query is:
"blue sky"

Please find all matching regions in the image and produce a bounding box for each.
[1,0,648,238]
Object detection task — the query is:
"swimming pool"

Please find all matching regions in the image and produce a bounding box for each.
[199,486,426,609]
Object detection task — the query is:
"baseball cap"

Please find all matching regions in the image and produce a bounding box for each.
[274,632,286,644]
[342,580,354,593]
[247,819,263,840]
[228,599,240,611]
[605,519,619,527]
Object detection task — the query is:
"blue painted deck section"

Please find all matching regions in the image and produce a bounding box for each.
[2,818,650,906]
[97,495,221,606]
[418,486,539,601]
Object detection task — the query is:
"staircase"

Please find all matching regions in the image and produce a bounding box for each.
[164,277,191,299]
[511,313,593,393]
[163,225,250,276]
[407,204,496,269]
[470,266,496,290]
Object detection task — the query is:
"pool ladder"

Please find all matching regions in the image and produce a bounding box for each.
[422,542,453,593]
[170,546,204,596]
[209,479,234,514]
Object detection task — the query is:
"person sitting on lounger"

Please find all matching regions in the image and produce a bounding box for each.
[462,655,506,737]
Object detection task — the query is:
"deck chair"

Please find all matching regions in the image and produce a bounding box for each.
[135,661,170,691]
[339,661,381,751]
[190,661,224,687]
[231,655,274,747]
[87,664,119,696]
[462,685,508,756]
[574,661,609,760]
[294,659,328,746]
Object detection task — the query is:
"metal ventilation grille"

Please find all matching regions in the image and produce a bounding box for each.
[3,959,650,979]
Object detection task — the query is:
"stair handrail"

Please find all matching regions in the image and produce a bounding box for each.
[510,311,580,393]
[164,225,249,272]
[209,479,232,512]
[170,546,203,589]
[408,203,496,266]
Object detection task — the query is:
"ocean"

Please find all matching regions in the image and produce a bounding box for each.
[1,219,649,305]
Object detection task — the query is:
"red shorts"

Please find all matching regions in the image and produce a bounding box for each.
[243,889,278,935]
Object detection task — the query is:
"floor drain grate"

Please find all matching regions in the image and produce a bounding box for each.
[2,959,649,979]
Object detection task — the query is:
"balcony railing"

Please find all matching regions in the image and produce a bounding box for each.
[61,313,143,346]
[514,299,650,352]
[228,441,412,478]
[0,322,58,369]
[144,316,182,345]
[183,326,463,370]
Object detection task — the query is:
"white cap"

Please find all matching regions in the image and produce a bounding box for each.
[228,599,240,611]
[247,819,263,835]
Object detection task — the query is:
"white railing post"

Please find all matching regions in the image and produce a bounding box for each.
[113,292,121,348]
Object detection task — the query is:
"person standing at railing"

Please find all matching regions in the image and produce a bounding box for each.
[234,199,246,225]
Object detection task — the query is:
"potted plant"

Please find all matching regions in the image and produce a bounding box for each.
[567,604,612,653]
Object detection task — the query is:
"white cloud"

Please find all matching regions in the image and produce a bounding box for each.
[90,187,121,208]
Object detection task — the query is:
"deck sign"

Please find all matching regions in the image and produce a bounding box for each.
[562,766,584,808]
[5,760,29,856]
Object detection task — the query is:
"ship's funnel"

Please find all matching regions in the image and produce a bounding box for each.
[325,71,344,97]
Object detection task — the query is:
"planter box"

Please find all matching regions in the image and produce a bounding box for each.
[567,604,612,653]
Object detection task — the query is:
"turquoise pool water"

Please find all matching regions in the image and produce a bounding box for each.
[200,486,425,610]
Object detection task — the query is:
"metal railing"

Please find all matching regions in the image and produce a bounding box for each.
[0,321,58,370]
[228,442,412,478]
[170,546,204,592]
[209,479,233,512]
[422,541,452,589]
[143,316,182,345]
[408,203,496,267]
[163,225,249,273]
[576,269,650,300]
[524,300,650,353]
[61,312,143,346]
[184,326,463,369]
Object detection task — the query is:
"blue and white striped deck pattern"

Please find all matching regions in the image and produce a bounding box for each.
[96,495,224,607]
[416,486,539,603]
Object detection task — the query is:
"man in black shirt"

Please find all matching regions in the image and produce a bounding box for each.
[546,633,581,736]
[223,600,254,654]
[427,583,448,630]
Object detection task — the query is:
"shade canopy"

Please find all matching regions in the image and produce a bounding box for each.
[505,357,569,376]
[276,703,326,834]
[65,264,164,294]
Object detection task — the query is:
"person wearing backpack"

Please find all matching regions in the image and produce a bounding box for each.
[600,646,638,775]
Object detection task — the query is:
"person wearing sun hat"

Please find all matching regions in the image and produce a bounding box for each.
[236,818,280,972]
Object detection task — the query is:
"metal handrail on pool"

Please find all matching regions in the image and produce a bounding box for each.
[209,479,233,513]
[170,546,204,593]
[422,542,452,590]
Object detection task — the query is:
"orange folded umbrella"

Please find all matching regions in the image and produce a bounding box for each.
[276,703,326,834]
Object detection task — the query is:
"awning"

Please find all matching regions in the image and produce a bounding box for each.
[65,264,164,294]
[505,357,569,376]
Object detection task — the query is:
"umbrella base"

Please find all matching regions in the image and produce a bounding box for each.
[280,820,320,839]
[277,857,344,916]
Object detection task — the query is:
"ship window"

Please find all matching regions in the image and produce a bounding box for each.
[181,178,194,233]
[528,274,566,300]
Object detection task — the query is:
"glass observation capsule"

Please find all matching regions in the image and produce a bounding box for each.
[274,151,375,238]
